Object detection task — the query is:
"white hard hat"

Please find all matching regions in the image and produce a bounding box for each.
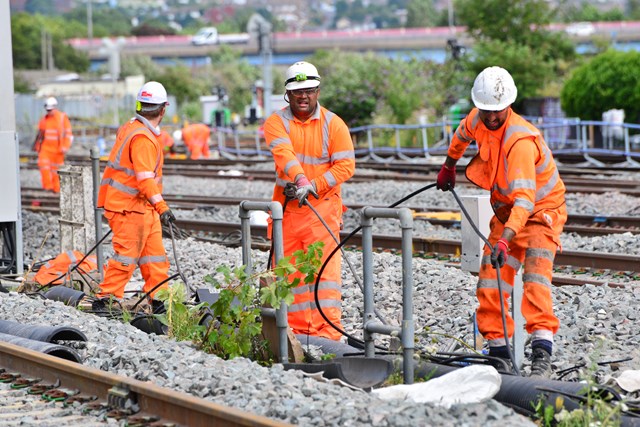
[471,66,517,111]
[284,61,321,91]
[44,97,58,110]
[172,129,182,141]
[136,81,169,105]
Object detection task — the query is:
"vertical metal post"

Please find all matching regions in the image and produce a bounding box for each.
[238,205,252,275]
[90,146,104,278]
[360,213,375,358]
[239,201,287,363]
[361,207,414,384]
[398,209,414,384]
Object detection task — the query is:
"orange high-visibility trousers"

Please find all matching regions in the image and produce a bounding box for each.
[282,194,344,340]
[98,208,169,299]
[476,205,567,346]
[38,151,65,192]
[189,140,210,160]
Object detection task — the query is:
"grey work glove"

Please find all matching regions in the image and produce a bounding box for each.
[160,209,176,226]
[295,175,319,207]
[283,182,297,200]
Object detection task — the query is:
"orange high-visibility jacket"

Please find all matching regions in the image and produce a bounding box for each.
[37,110,72,154]
[158,130,174,156]
[182,123,210,150]
[98,116,168,215]
[34,250,97,285]
[448,108,566,235]
[264,104,356,208]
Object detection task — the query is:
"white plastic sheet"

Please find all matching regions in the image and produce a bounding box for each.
[372,365,502,408]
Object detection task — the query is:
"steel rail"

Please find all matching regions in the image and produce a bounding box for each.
[0,341,289,427]
[173,219,640,273]
[21,191,640,235]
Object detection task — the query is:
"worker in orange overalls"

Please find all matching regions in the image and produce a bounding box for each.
[158,129,176,158]
[33,97,73,193]
[263,61,355,341]
[94,81,176,313]
[436,66,567,378]
[179,123,211,159]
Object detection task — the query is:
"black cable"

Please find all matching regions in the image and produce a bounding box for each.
[0,223,16,274]
[167,221,196,298]
[448,188,521,377]
[130,272,181,311]
[34,229,113,293]
[311,183,437,348]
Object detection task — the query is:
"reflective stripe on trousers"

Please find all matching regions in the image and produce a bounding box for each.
[98,209,169,299]
[38,151,65,192]
[476,209,565,342]
[281,194,344,340]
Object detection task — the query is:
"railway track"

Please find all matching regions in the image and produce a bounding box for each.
[20,157,640,196]
[0,341,287,426]
[172,218,640,274]
[21,189,640,237]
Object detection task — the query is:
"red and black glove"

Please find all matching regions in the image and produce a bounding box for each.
[491,239,509,268]
[436,164,456,191]
[295,175,319,207]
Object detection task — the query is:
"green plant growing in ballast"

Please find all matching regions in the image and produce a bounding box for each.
[155,242,324,361]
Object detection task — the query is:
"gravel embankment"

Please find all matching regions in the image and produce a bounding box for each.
[7,167,640,426]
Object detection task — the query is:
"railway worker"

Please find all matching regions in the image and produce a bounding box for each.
[436,66,567,377]
[158,129,176,158]
[32,97,73,193]
[263,61,356,341]
[180,122,211,160]
[94,81,176,312]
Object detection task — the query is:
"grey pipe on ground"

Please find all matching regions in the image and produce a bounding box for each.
[0,332,82,363]
[0,319,87,343]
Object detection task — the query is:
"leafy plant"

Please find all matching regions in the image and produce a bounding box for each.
[155,242,324,361]
[532,341,624,427]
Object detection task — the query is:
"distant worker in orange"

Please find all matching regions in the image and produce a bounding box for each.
[94,81,176,313]
[436,66,567,378]
[33,97,73,193]
[178,123,211,159]
[158,129,176,158]
[263,61,355,341]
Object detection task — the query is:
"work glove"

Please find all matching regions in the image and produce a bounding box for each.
[283,182,297,200]
[490,239,509,268]
[160,209,176,226]
[436,164,456,191]
[295,175,319,207]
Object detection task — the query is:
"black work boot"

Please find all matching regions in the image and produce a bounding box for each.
[530,347,552,378]
[91,298,110,317]
[151,299,166,314]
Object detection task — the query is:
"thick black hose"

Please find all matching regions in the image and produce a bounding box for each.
[448,188,520,376]
[312,183,437,347]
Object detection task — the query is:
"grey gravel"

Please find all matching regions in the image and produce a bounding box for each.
[10,166,640,426]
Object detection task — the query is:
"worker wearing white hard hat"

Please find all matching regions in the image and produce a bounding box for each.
[436,66,567,378]
[33,96,73,192]
[263,61,356,341]
[94,81,175,314]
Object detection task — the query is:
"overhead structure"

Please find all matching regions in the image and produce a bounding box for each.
[247,13,273,119]
[0,0,23,276]
[100,37,126,126]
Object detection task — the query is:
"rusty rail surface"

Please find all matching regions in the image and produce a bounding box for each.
[0,341,289,427]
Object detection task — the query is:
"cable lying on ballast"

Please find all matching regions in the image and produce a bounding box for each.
[302,181,521,376]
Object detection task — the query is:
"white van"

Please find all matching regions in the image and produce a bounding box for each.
[191,27,219,45]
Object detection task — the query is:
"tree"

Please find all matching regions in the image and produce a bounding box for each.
[406,0,437,28]
[11,13,89,72]
[560,49,640,122]
[454,0,575,100]
[308,50,383,128]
